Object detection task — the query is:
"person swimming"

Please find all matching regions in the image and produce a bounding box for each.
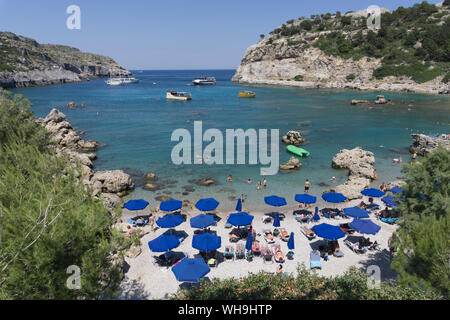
[227,175,233,182]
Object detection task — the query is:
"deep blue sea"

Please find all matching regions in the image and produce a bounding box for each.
[10,70,450,211]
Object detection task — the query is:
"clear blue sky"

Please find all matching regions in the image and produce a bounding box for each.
[0,0,442,70]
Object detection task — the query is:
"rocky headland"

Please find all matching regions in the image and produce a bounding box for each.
[0,31,130,88]
[232,3,450,95]
[328,147,376,200]
[36,109,134,213]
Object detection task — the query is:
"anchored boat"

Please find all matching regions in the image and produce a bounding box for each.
[287,145,310,157]
[238,91,256,98]
[192,77,216,85]
[166,91,192,101]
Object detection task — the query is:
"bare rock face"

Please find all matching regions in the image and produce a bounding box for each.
[375,95,389,104]
[410,133,450,156]
[91,170,134,194]
[282,130,305,145]
[100,193,124,212]
[279,157,302,170]
[329,147,376,199]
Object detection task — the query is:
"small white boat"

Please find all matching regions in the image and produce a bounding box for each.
[192,77,216,85]
[166,91,192,101]
[106,74,139,86]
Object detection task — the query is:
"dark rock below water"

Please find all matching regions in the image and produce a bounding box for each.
[317,182,330,187]
[143,183,162,191]
[155,196,172,202]
[144,172,157,181]
[183,186,195,192]
[389,147,410,154]
[121,167,144,178]
[191,178,217,187]
[182,192,189,196]
[132,177,148,188]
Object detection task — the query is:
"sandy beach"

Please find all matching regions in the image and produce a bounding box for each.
[117,198,398,300]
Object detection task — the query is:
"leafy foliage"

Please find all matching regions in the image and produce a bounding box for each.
[391,147,450,298]
[0,89,130,299]
[172,265,442,300]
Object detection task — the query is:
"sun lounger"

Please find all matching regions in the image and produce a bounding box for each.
[252,240,262,256]
[223,245,234,261]
[339,223,356,234]
[310,250,322,269]
[300,226,316,240]
[262,245,273,264]
[344,239,368,254]
[280,228,290,242]
[272,244,285,263]
[263,229,275,244]
[153,251,185,267]
[235,243,245,259]
[380,217,398,224]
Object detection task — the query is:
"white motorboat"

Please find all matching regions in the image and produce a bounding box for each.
[166,91,192,101]
[192,77,216,85]
[106,74,139,86]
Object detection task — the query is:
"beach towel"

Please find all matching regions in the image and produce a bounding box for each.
[310,250,322,269]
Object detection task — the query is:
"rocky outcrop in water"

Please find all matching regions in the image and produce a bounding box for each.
[279,157,302,170]
[37,109,133,212]
[282,130,305,145]
[409,133,450,156]
[0,31,130,88]
[329,147,376,200]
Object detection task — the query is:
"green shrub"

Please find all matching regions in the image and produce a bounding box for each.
[293,75,303,81]
[172,265,442,300]
[346,74,356,81]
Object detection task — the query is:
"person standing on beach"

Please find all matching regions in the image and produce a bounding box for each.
[148,215,155,232]
[412,152,417,161]
[373,169,378,181]
[304,179,310,193]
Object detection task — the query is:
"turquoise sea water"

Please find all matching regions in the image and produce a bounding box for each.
[11,70,450,211]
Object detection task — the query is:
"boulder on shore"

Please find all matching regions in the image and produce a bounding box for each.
[409,133,450,156]
[329,147,376,200]
[91,170,134,194]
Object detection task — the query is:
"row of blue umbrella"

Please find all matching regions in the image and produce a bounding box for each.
[124,187,401,215]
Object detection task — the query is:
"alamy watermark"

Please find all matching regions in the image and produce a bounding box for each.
[66,5,81,30]
[66,265,81,290]
[171,121,280,175]
[367,5,381,30]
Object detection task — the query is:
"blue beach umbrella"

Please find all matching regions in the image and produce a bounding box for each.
[227,212,254,227]
[322,192,347,203]
[172,258,210,282]
[312,223,345,240]
[313,207,320,222]
[295,194,317,204]
[382,195,398,207]
[349,219,381,235]
[235,198,242,212]
[156,214,184,228]
[195,198,219,212]
[264,195,287,207]
[245,232,253,251]
[124,199,149,211]
[390,186,402,194]
[148,234,180,252]
[160,199,182,212]
[190,214,215,229]
[192,233,221,252]
[343,206,370,219]
[273,212,281,227]
[287,232,295,250]
[361,188,385,198]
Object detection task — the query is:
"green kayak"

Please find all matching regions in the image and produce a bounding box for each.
[287,145,310,157]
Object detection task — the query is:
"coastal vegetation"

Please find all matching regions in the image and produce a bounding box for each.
[0,89,130,299]
[172,265,442,300]
[391,147,450,298]
[267,1,450,84]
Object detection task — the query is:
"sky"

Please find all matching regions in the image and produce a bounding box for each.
[0,0,443,70]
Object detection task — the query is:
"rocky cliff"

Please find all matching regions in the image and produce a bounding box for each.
[233,2,450,95]
[0,31,130,88]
